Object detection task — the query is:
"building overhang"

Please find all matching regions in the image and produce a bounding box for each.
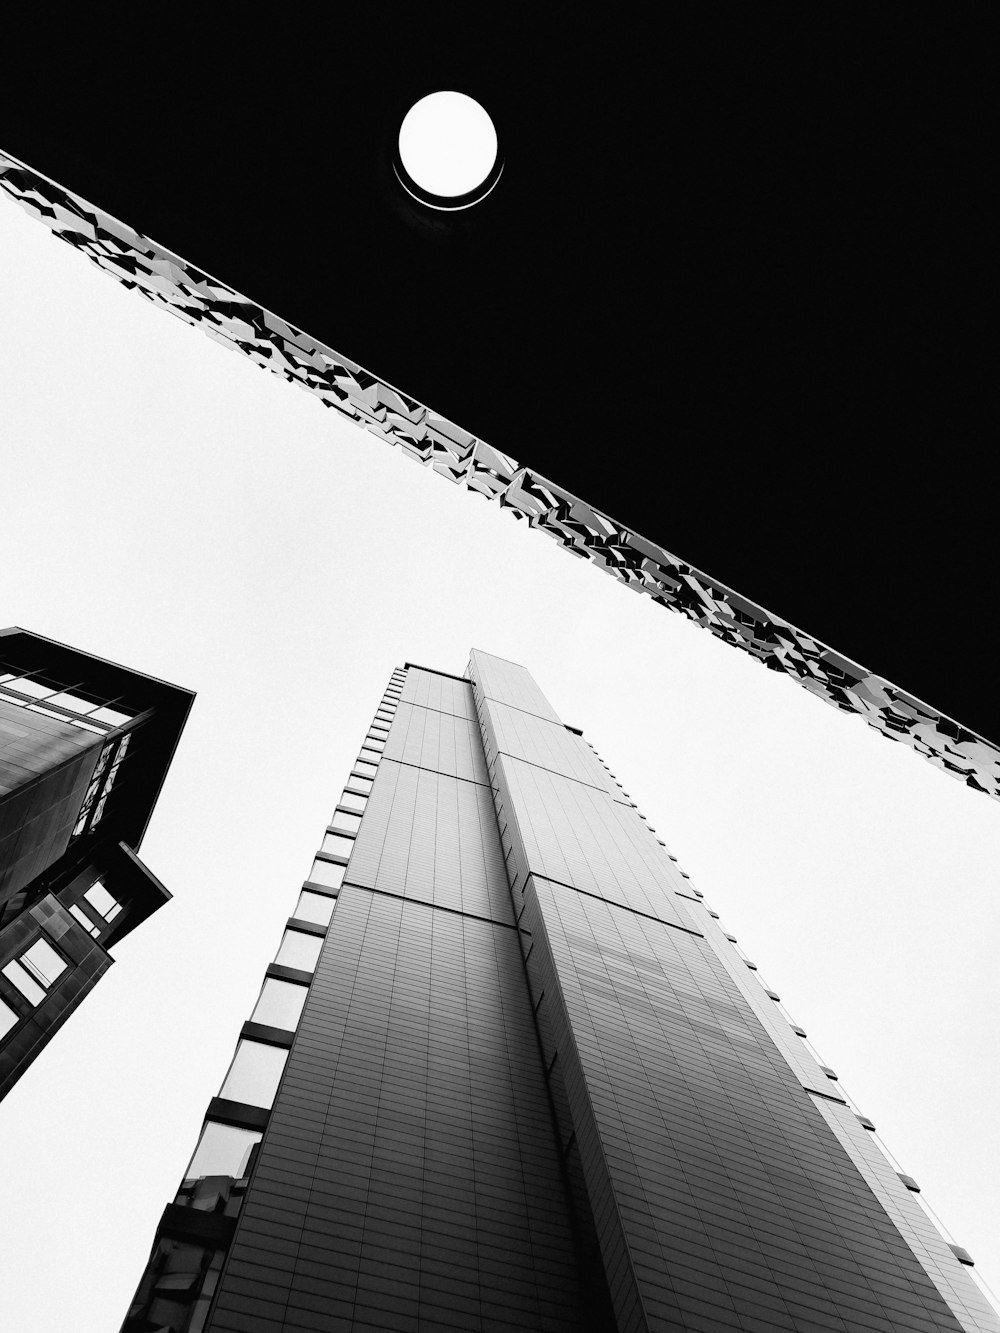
[1,12,993,794]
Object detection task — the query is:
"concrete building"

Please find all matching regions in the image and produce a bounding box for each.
[124,654,996,1332]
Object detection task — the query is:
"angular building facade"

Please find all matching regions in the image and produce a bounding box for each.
[125,654,997,1333]
[0,627,193,1099]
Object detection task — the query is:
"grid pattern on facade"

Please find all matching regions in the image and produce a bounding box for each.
[346,759,513,924]
[811,1098,1000,1333]
[398,668,476,720]
[469,649,978,1333]
[491,753,690,930]
[202,669,590,1331]
[521,877,966,1333]
[380,700,489,785]
[469,652,562,725]
[206,889,587,1332]
[483,698,621,798]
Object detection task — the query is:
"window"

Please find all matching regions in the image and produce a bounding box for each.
[321,833,355,859]
[69,904,101,938]
[354,760,378,778]
[251,978,308,1030]
[359,747,381,763]
[4,676,55,699]
[219,1039,288,1108]
[347,776,373,795]
[364,737,385,752]
[0,995,19,1040]
[185,1122,262,1181]
[274,929,323,972]
[294,890,335,926]
[338,791,367,814]
[330,811,362,835]
[46,691,99,715]
[89,705,132,727]
[21,939,68,988]
[85,880,122,921]
[309,859,345,890]
[2,961,47,1006]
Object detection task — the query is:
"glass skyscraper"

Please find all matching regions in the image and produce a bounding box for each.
[125,653,997,1333]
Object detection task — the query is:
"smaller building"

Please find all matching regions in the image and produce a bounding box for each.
[0,627,193,1099]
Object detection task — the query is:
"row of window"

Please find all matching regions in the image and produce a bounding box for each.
[179,672,408,1186]
[0,672,133,734]
[0,938,69,1037]
[0,880,125,1043]
[73,734,132,839]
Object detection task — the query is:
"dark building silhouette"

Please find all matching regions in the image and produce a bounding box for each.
[125,654,995,1332]
[0,627,193,1099]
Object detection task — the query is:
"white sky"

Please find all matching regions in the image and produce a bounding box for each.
[1,191,998,1332]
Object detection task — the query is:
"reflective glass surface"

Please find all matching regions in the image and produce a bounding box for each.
[185,1122,262,1181]
[320,834,354,859]
[85,880,120,919]
[330,811,362,835]
[294,890,335,926]
[21,939,67,988]
[69,904,101,938]
[274,929,323,972]
[251,978,308,1031]
[219,1039,288,1108]
[309,859,345,890]
[1,960,45,1006]
[0,995,19,1039]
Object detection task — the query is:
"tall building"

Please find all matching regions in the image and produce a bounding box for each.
[0,627,193,1099]
[124,653,997,1333]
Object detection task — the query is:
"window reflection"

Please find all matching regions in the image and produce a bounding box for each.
[185,1122,262,1181]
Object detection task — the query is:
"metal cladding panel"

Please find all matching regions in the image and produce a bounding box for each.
[346,758,514,924]
[810,1098,1000,1333]
[206,887,589,1333]
[680,892,855,1103]
[470,650,981,1332]
[497,754,690,930]
[398,667,476,720]
[380,700,489,785]
[481,697,620,797]
[469,651,563,725]
[0,701,103,903]
[520,877,967,1333]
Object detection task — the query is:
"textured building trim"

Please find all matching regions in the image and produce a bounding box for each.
[3,150,998,800]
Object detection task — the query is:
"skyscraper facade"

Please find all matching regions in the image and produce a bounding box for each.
[125,653,996,1333]
[0,627,193,1099]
